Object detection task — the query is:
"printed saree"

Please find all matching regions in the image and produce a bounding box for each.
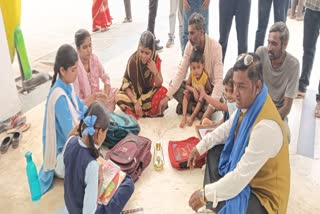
[92,0,112,31]
[116,52,167,117]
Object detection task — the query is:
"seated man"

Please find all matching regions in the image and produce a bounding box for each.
[159,12,223,121]
[188,53,290,214]
[256,21,299,140]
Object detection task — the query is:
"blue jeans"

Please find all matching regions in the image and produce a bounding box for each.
[96,175,134,214]
[254,0,289,51]
[298,8,320,93]
[182,0,209,54]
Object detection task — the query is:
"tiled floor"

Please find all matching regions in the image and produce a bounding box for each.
[1,0,320,213]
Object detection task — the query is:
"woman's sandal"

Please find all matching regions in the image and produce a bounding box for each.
[0,135,12,154]
[6,123,30,134]
[296,91,306,99]
[11,131,22,149]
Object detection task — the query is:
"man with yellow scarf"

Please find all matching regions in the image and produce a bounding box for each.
[188,53,290,214]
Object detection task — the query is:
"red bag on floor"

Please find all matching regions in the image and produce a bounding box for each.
[105,133,152,182]
[168,137,207,170]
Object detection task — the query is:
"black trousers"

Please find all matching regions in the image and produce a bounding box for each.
[147,0,159,35]
[204,145,268,214]
[298,8,320,93]
[123,0,132,20]
[219,0,251,62]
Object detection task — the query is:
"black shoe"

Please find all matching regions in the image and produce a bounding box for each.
[11,131,22,149]
[0,135,12,154]
[156,43,163,51]
[166,38,174,48]
[155,39,160,44]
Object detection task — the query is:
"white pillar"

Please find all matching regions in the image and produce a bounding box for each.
[0,9,21,121]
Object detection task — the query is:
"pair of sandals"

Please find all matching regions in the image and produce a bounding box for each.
[0,131,22,154]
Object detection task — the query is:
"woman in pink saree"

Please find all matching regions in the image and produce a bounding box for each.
[92,0,112,32]
[74,29,118,112]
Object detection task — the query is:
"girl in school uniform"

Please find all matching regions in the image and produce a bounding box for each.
[64,101,134,213]
[39,44,96,194]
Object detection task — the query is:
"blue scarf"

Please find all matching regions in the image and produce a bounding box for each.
[218,84,268,214]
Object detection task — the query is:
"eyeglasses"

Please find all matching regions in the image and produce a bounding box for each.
[237,53,254,66]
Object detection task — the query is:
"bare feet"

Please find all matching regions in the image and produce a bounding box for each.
[180,117,187,128]
[289,15,296,19]
[295,16,304,21]
[101,27,108,32]
[187,117,194,126]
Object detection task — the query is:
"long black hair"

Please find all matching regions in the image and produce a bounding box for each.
[51,44,78,87]
[75,29,91,49]
[78,102,110,158]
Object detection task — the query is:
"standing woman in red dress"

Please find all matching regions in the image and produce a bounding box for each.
[92,0,112,32]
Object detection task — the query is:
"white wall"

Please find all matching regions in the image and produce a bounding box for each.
[0,9,21,121]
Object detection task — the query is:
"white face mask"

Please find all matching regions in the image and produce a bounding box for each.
[94,143,101,149]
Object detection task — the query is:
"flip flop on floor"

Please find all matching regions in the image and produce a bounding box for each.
[296,91,306,99]
[6,123,30,134]
[11,131,22,149]
[0,135,12,154]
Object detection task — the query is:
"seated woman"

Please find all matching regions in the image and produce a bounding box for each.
[74,29,118,112]
[39,44,91,195]
[116,31,167,118]
[64,101,134,213]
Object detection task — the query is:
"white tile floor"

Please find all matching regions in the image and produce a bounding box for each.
[1,0,320,213]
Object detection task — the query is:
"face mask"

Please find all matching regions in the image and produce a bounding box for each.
[94,143,101,149]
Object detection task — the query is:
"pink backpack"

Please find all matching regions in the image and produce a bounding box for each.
[105,133,152,182]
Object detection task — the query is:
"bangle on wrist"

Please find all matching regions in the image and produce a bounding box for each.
[132,99,137,105]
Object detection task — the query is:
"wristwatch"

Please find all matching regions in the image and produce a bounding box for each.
[199,188,207,204]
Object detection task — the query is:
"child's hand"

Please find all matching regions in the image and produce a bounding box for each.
[197,86,206,100]
[98,164,104,184]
